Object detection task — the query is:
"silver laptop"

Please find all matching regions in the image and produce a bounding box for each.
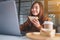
[0,1,21,36]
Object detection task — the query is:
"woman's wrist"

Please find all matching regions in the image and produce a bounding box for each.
[37,25,43,30]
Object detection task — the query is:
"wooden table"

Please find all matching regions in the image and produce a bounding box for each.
[26,32,60,40]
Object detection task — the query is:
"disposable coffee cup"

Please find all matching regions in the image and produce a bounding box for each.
[43,21,53,30]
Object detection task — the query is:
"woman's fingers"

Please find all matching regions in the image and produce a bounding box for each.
[31,19,40,27]
[32,19,38,24]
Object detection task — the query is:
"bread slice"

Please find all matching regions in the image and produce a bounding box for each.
[28,16,38,21]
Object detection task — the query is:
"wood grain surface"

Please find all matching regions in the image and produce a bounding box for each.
[26,32,60,40]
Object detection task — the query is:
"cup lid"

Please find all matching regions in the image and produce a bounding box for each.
[43,21,53,25]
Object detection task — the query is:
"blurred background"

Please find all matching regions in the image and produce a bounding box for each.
[0,0,60,33]
[19,0,60,33]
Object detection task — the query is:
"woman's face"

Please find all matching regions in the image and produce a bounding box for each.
[31,3,40,16]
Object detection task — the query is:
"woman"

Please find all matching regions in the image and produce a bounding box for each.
[20,1,48,35]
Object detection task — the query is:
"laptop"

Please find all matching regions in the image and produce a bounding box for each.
[0,1,21,36]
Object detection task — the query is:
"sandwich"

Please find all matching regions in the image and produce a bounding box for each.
[28,16,38,21]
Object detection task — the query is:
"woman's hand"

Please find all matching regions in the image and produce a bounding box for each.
[30,18,41,28]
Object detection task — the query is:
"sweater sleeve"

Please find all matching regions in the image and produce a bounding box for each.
[20,19,30,32]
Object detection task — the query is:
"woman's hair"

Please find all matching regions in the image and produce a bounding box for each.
[30,1,44,19]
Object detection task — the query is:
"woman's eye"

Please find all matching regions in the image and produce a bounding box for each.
[36,6,38,9]
[35,7,37,9]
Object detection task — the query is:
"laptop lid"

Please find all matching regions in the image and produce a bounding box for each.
[0,1,21,36]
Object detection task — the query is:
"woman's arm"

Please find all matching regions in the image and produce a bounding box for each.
[20,19,30,32]
[36,24,43,30]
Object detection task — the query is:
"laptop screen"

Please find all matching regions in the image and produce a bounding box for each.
[0,1,21,36]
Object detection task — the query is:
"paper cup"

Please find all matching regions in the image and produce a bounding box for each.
[43,21,53,30]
